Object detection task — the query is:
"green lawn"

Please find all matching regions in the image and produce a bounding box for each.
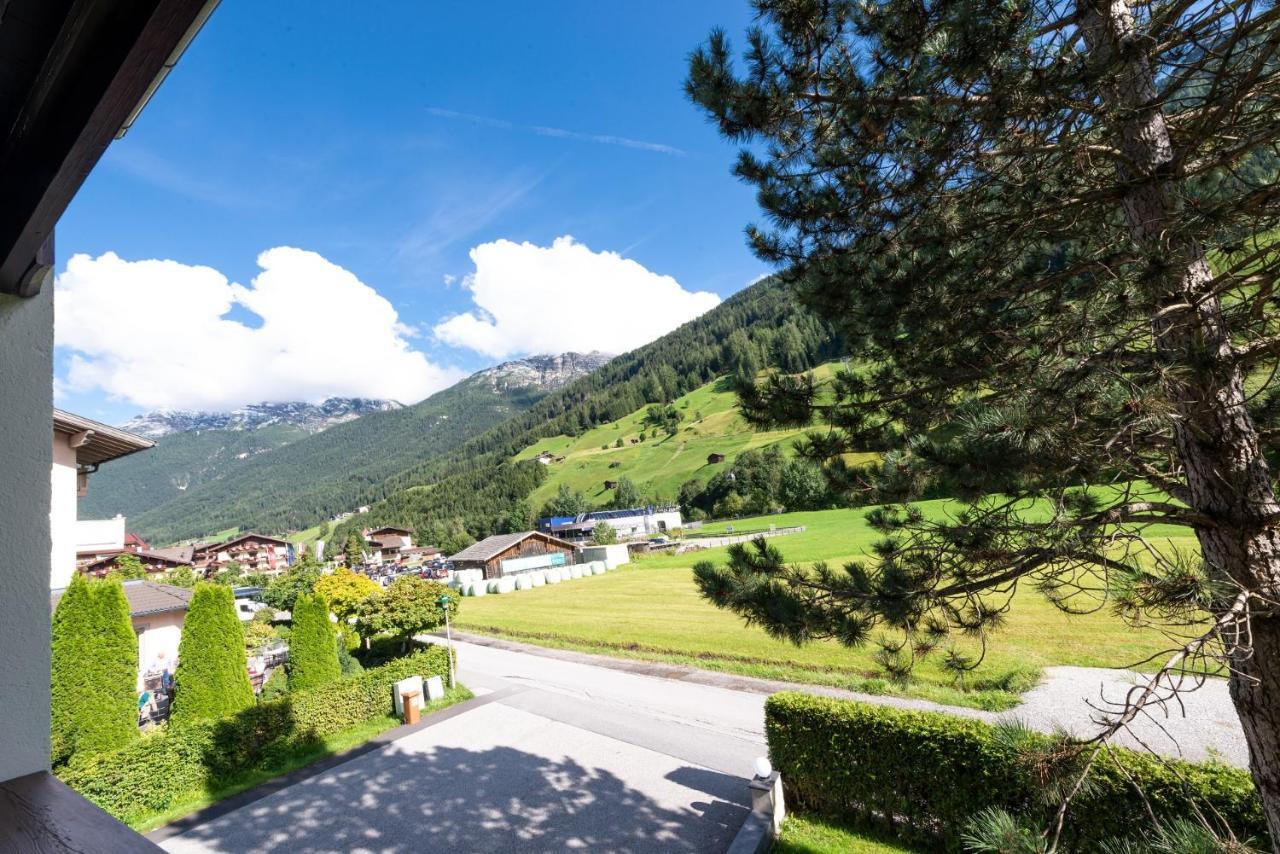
[514,365,876,507]
[456,503,1192,710]
[775,814,921,853]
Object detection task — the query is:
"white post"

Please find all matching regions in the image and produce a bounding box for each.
[443,606,456,689]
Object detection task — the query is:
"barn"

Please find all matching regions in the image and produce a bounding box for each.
[448,531,578,580]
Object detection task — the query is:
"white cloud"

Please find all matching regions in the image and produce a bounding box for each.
[55,248,464,411]
[433,236,720,359]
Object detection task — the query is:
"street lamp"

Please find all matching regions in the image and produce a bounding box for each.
[438,593,455,689]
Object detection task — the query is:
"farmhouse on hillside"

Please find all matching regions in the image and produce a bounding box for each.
[449,531,577,580]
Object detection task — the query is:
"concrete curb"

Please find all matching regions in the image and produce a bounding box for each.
[146,687,518,844]
[726,810,774,854]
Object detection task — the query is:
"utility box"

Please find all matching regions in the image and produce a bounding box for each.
[394,675,424,716]
[424,674,445,701]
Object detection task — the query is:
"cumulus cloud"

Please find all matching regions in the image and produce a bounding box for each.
[55,248,464,411]
[433,236,720,359]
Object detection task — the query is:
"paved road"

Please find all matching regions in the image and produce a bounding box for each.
[157,640,762,853]
[156,636,1249,853]
[441,634,1249,767]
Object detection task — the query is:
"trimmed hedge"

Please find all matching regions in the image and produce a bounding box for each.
[59,645,454,823]
[765,692,1267,850]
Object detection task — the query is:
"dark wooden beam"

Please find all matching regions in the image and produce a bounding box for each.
[0,771,165,852]
[0,0,214,296]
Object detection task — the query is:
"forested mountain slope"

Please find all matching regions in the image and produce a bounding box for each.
[131,353,609,542]
[331,276,846,549]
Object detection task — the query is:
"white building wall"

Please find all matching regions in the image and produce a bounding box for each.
[0,286,54,782]
[50,433,79,590]
[134,612,184,691]
[73,515,126,554]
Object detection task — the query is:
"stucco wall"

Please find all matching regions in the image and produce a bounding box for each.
[50,434,78,590]
[134,611,184,691]
[0,287,54,782]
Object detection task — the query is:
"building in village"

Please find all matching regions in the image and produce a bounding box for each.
[191,532,290,575]
[49,580,190,695]
[538,506,684,542]
[449,531,578,580]
[364,526,413,563]
[50,410,155,589]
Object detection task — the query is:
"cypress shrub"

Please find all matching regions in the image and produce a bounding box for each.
[764,692,1267,850]
[171,583,253,725]
[80,576,139,754]
[51,574,139,763]
[288,592,340,691]
[59,645,456,824]
[51,573,92,763]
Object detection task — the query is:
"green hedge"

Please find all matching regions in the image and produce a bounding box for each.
[765,692,1266,850]
[59,645,453,823]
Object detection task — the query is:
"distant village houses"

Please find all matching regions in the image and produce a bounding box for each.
[191,532,291,575]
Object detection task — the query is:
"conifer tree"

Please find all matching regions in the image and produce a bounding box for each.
[170,583,253,724]
[50,574,138,761]
[288,592,341,691]
[51,573,92,763]
[689,0,1280,840]
[83,576,139,753]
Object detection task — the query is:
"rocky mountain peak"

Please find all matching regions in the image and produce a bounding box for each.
[121,398,403,438]
[475,351,612,392]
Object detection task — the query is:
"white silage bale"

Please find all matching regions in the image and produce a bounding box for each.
[591,562,606,576]
[472,582,487,597]
[559,566,573,581]
[530,572,546,587]
[545,570,561,584]
[569,565,584,579]
[497,577,515,594]
[514,575,531,591]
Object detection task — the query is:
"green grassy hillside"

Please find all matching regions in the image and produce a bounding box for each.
[515,365,874,509]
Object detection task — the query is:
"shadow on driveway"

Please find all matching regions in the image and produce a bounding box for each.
[162,742,746,853]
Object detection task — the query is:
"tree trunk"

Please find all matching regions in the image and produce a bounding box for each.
[1079,0,1280,841]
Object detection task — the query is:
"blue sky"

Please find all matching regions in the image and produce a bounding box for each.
[55,1,767,424]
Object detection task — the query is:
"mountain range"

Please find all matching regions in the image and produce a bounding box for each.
[121,398,403,439]
[83,352,612,528]
[116,276,840,545]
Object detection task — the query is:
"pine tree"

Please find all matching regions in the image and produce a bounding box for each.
[287,592,341,691]
[170,583,253,724]
[344,530,365,568]
[689,0,1280,842]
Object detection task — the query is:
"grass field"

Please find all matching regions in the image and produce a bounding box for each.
[776,814,921,854]
[456,503,1194,710]
[513,365,877,508]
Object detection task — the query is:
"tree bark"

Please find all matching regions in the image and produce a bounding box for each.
[1079,0,1280,842]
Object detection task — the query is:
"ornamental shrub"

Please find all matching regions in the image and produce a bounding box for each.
[83,577,140,755]
[58,645,455,824]
[288,592,340,691]
[170,583,253,725]
[764,693,1266,850]
[51,574,139,764]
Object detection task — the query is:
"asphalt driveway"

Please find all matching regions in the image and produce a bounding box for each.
[155,687,751,853]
